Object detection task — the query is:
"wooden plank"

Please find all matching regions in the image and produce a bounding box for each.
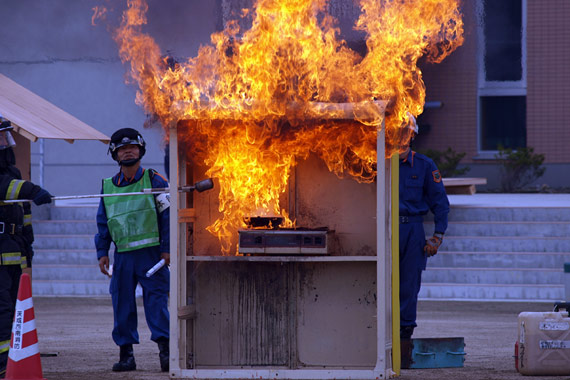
[442,177,487,187]
[178,208,196,223]
[0,74,109,143]
[443,177,486,195]
[177,100,387,122]
[0,76,82,136]
[177,305,196,320]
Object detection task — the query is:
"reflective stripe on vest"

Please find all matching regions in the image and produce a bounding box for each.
[0,339,10,354]
[2,252,22,266]
[103,170,160,252]
[6,179,24,200]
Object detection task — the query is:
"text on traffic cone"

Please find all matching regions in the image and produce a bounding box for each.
[5,273,46,380]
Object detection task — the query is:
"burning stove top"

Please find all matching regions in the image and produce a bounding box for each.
[238,227,332,255]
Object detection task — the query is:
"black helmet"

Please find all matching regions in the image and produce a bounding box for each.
[0,115,16,170]
[0,115,16,150]
[108,128,146,166]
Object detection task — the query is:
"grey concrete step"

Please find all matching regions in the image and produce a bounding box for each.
[419,283,565,302]
[29,205,104,296]
[29,203,570,299]
[33,234,94,250]
[440,236,570,253]
[420,204,570,301]
[33,220,97,235]
[446,207,570,222]
[427,251,570,269]
[31,279,109,297]
[33,249,97,265]
[44,205,98,221]
[433,221,570,237]
[32,264,104,281]
[422,267,562,285]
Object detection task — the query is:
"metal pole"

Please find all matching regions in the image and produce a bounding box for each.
[1,179,213,203]
[168,123,180,375]
[39,139,44,188]
[375,115,387,378]
[0,189,169,203]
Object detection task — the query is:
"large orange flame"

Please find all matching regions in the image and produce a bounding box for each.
[110,0,463,253]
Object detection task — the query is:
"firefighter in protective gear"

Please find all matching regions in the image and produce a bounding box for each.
[94,128,170,373]
[0,116,53,379]
[398,113,449,368]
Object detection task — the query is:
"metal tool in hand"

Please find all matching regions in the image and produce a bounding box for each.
[2,178,214,203]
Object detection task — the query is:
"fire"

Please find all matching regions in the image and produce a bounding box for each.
[109,0,463,253]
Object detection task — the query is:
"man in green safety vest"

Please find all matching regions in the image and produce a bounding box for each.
[94,128,170,373]
[0,116,53,379]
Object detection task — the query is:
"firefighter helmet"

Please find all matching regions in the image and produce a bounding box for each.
[0,115,16,150]
[108,128,146,165]
[406,112,419,134]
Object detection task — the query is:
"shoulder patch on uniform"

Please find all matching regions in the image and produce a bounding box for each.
[432,170,442,183]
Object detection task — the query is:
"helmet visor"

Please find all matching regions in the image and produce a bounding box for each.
[0,131,16,150]
[108,135,144,154]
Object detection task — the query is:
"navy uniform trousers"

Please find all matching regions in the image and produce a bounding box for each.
[110,247,169,346]
[399,150,449,330]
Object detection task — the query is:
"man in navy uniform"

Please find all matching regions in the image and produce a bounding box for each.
[94,128,170,373]
[399,114,450,368]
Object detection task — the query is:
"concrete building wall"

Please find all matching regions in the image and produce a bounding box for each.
[0,0,220,196]
[416,0,478,162]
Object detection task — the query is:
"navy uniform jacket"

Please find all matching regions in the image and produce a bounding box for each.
[399,150,449,233]
[94,167,170,260]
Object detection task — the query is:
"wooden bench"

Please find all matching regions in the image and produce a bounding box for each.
[442,177,487,195]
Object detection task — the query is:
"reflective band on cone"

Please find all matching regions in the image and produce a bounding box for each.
[6,273,47,380]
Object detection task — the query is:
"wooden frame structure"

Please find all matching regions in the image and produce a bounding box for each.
[168,102,396,379]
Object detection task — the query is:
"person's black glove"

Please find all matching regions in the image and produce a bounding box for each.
[33,188,53,205]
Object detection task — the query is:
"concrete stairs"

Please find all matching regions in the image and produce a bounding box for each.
[420,206,570,302]
[31,204,110,296]
[30,201,570,300]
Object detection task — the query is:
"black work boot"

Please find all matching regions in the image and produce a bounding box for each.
[157,338,169,372]
[112,344,136,372]
[400,339,414,369]
[400,326,415,369]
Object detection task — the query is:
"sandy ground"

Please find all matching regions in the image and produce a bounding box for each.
[24,298,570,380]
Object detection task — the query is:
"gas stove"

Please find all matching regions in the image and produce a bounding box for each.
[238,228,332,255]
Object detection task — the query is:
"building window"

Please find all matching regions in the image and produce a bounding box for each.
[480,96,526,150]
[478,0,526,152]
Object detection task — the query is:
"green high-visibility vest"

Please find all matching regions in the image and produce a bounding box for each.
[103,170,160,252]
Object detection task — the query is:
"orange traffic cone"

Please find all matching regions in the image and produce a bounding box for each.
[5,273,47,380]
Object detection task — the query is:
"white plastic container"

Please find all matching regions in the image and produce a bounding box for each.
[517,310,570,375]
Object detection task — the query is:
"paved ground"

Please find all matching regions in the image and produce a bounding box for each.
[22,297,569,380]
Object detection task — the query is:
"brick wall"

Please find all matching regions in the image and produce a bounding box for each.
[527,0,570,163]
[419,1,570,165]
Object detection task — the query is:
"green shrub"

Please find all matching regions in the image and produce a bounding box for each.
[495,146,545,192]
[418,147,470,178]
